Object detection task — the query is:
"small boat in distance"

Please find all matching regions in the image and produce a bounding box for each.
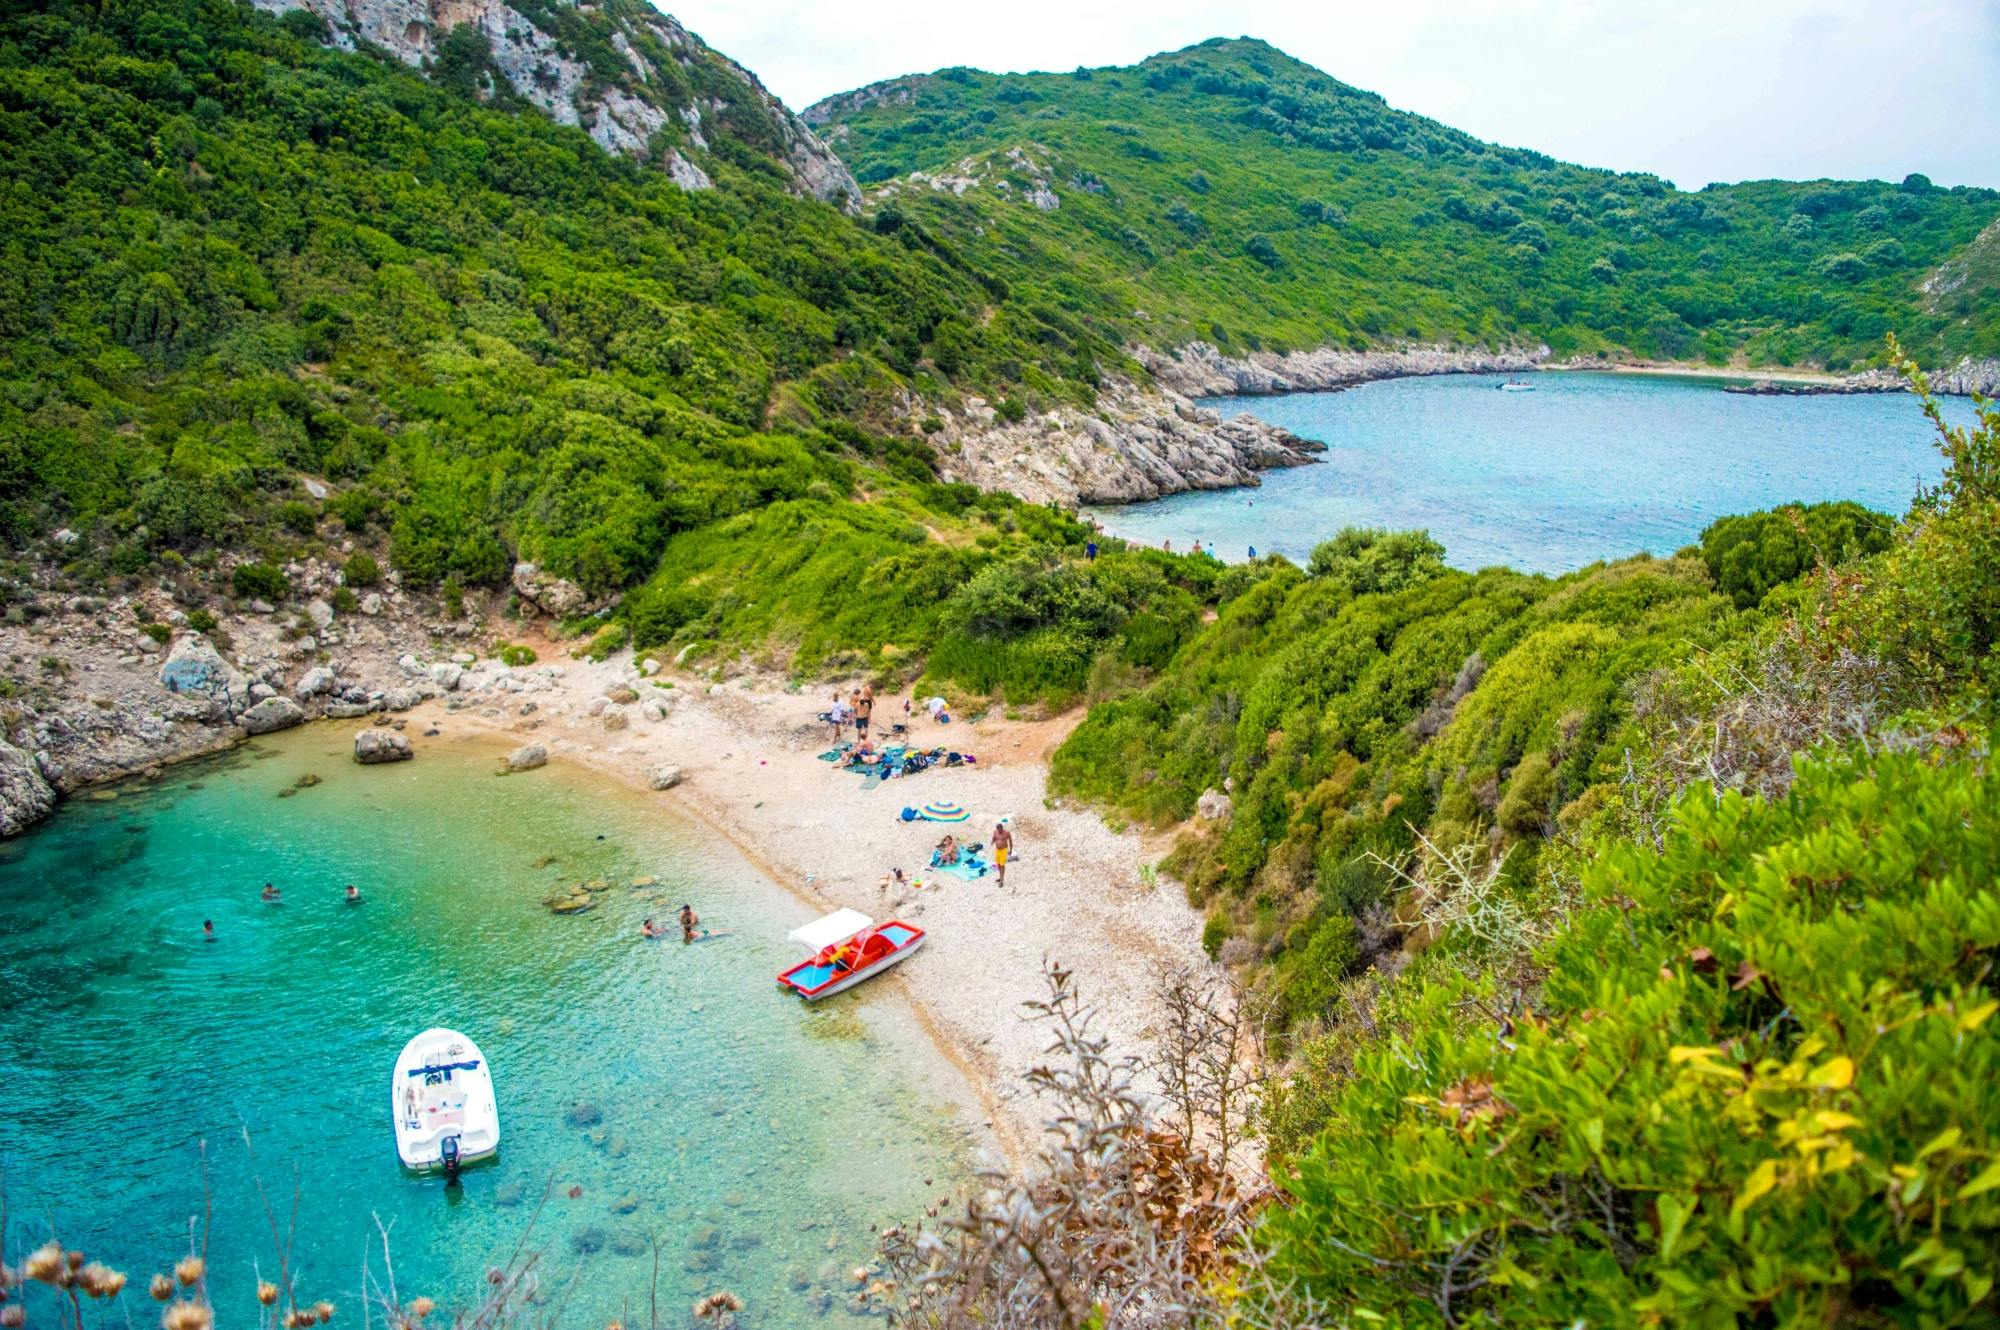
[1498,378,1536,392]
[392,1028,499,1177]
[777,908,925,1000]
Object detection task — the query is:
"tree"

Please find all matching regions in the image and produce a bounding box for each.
[1306,527,1447,595]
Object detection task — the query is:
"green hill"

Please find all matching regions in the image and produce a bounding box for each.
[0,0,1123,602]
[810,37,2000,370]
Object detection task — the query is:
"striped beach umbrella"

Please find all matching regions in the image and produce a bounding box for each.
[920,799,969,822]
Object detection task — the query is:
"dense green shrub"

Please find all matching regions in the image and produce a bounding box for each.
[1697,500,1893,608]
[230,562,288,602]
[1306,528,1448,595]
[1250,748,2000,1325]
[498,644,538,667]
[341,552,382,588]
[186,609,217,634]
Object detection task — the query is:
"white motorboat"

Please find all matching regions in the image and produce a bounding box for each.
[391,1028,499,1175]
[1498,378,1536,392]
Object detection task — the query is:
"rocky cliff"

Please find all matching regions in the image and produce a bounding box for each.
[916,378,1323,507]
[1136,341,1550,398]
[255,0,859,211]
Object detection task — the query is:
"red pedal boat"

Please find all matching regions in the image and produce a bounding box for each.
[777,908,925,1000]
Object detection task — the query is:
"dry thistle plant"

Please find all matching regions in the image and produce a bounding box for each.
[874,962,1270,1329]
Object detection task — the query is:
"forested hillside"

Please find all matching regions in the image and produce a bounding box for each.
[0,0,1119,605]
[812,38,2000,370]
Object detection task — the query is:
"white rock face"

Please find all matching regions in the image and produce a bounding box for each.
[251,0,859,212]
[0,740,57,837]
[1137,341,1548,398]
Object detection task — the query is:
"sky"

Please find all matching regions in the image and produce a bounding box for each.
[665,0,2000,190]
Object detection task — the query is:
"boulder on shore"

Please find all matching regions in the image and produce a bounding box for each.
[647,764,683,790]
[512,561,611,619]
[506,743,548,773]
[241,697,307,736]
[295,665,338,699]
[0,740,57,837]
[354,729,413,764]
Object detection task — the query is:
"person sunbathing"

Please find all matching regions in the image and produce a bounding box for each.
[932,835,961,867]
[842,741,880,767]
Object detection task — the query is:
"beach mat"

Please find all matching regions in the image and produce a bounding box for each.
[933,859,990,881]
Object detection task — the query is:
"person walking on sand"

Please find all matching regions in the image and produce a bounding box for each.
[679,902,701,944]
[854,687,873,743]
[991,819,1014,890]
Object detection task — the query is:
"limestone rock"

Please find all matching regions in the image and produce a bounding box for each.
[159,635,250,710]
[360,592,385,616]
[511,561,611,619]
[506,743,548,773]
[1196,788,1233,822]
[647,764,683,791]
[602,709,628,732]
[0,740,57,837]
[429,662,462,691]
[295,666,338,699]
[324,701,374,719]
[306,599,335,630]
[354,729,413,764]
[383,687,424,711]
[605,685,639,705]
[240,697,306,736]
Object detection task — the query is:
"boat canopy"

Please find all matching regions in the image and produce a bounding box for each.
[789,908,872,951]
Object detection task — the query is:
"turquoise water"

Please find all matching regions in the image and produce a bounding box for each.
[0,727,974,1325]
[1087,372,1981,574]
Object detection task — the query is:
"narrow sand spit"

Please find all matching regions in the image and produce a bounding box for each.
[424,661,1209,1164]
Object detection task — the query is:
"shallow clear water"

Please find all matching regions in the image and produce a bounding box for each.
[0,727,974,1325]
[1088,372,1981,574]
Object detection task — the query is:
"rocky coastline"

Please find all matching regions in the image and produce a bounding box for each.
[1722,356,2000,398]
[1135,340,1550,398]
[0,556,605,839]
[915,376,1325,506]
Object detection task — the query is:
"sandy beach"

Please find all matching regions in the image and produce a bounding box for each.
[418,654,1209,1164]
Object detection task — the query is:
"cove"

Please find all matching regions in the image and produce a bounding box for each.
[1086,371,1982,574]
[0,726,975,1325]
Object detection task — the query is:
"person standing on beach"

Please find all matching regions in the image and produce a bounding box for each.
[854,687,873,743]
[827,692,851,742]
[991,820,1014,890]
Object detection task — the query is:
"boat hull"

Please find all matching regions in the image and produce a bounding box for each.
[392,1027,501,1171]
[778,922,924,1000]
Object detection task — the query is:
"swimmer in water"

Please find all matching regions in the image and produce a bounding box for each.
[640,918,661,939]
[260,883,281,903]
[202,919,215,942]
[344,884,362,905]
[679,903,700,944]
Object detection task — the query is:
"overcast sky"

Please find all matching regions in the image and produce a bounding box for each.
[665,0,2000,190]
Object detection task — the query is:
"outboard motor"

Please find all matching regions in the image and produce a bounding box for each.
[440,1133,462,1182]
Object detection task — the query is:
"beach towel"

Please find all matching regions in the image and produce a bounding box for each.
[934,858,989,881]
[817,744,852,762]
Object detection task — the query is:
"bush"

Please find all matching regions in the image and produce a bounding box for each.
[1306,527,1448,595]
[185,608,217,633]
[1272,914,1358,1027]
[141,622,171,644]
[330,586,359,614]
[342,551,382,587]
[584,621,629,661]
[277,501,318,536]
[231,562,288,602]
[1697,500,1893,609]
[498,644,538,667]
[1254,748,2000,1325]
[1201,912,1229,959]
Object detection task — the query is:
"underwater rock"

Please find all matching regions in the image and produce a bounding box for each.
[606,1135,630,1158]
[545,893,592,914]
[609,1231,649,1258]
[569,1225,607,1255]
[682,1249,719,1274]
[730,1233,762,1252]
[689,1225,720,1251]
[493,1181,525,1208]
[610,1192,639,1215]
[564,1102,604,1129]
[295,773,322,788]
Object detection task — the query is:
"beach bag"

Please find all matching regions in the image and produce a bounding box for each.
[900,807,918,822]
